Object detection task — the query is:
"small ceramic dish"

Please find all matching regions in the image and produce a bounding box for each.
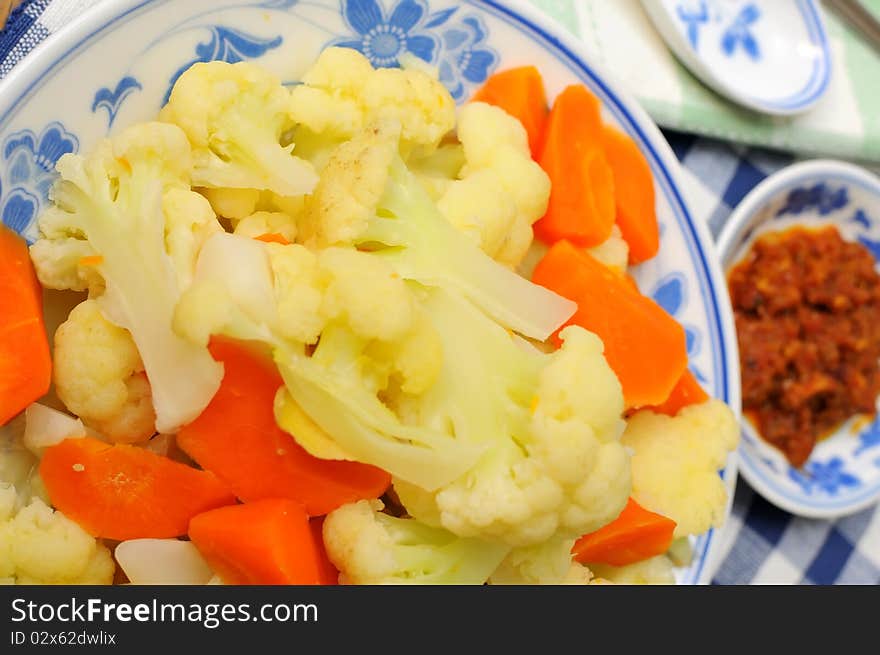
[718,159,880,519]
[640,0,833,116]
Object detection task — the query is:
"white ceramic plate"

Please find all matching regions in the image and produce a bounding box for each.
[0,0,741,584]
[641,0,832,116]
[718,159,880,519]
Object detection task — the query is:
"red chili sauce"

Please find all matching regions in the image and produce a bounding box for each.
[728,226,880,467]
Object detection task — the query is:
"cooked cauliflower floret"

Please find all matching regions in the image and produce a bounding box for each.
[54,299,156,444]
[161,61,318,196]
[589,554,676,585]
[585,225,630,274]
[437,103,550,267]
[290,47,455,151]
[199,187,261,221]
[299,121,399,248]
[0,496,114,585]
[489,538,592,585]
[163,187,223,289]
[622,399,739,538]
[323,499,509,585]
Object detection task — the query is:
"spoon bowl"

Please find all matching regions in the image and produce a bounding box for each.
[641,0,833,116]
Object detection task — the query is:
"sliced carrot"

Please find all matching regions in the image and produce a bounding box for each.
[471,65,549,158]
[532,240,688,408]
[0,225,51,425]
[645,369,709,416]
[572,497,676,567]
[189,499,324,585]
[177,337,391,516]
[310,516,339,585]
[254,233,290,245]
[601,124,659,264]
[39,436,235,540]
[533,85,615,248]
[78,255,104,267]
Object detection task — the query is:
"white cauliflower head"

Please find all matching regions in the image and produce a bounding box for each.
[0,496,114,585]
[435,102,551,267]
[161,61,318,196]
[395,296,631,548]
[622,399,739,538]
[322,499,509,585]
[53,299,156,444]
[290,47,455,151]
[30,121,224,434]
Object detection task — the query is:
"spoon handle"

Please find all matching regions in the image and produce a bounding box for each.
[824,0,880,55]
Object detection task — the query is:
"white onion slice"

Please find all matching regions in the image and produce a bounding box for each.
[115,539,214,585]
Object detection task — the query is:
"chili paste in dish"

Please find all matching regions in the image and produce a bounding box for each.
[728,226,880,467]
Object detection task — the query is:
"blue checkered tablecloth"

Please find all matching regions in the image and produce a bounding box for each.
[2,0,879,585]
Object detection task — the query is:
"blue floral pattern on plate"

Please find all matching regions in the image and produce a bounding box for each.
[329,0,498,101]
[0,122,78,241]
[92,77,143,128]
[650,272,706,382]
[788,457,861,495]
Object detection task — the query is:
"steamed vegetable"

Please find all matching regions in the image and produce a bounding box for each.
[39,437,235,540]
[0,493,114,585]
[114,538,215,585]
[53,299,156,444]
[572,497,676,567]
[471,66,549,158]
[622,401,738,538]
[29,122,225,433]
[288,47,456,151]
[436,102,551,267]
[0,226,51,426]
[160,61,318,196]
[534,85,615,248]
[177,337,391,515]
[189,499,327,585]
[322,499,510,585]
[304,123,574,341]
[646,370,709,417]
[173,232,483,491]
[532,239,688,408]
[489,538,592,585]
[600,124,659,264]
[22,403,87,456]
[392,288,631,547]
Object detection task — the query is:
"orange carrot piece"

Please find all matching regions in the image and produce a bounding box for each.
[534,85,616,248]
[254,233,290,245]
[471,65,549,158]
[310,516,339,585]
[532,240,688,407]
[189,499,324,585]
[39,437,235,540]
[0,225,51,425]
[646,369,709,416]
[78,255,104,267]
[572,497,676,567]
[177,337,391,516]
[601,125,659,264]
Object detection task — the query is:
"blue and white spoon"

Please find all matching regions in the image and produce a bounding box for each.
[641,0,834,116]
